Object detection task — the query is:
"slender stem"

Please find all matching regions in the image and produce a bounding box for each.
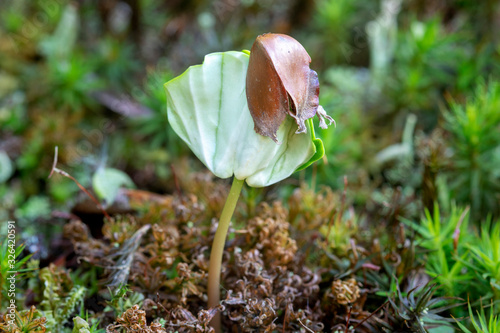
[208,177,245,332]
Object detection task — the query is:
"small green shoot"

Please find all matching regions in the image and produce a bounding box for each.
[0,241,33,308]
[402,204,472,296]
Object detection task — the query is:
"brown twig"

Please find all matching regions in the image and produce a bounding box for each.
[170,164,182,198]
[48,146,111,219]
[344,306,352,333]
[352,300,389,330]
[297,319,314,333]
[282,303,289,333]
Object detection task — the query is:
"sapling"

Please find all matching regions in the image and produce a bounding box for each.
[164,33,334,332]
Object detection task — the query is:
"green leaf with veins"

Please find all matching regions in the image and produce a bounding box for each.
[92,168,134,206]
[165,51,327,187]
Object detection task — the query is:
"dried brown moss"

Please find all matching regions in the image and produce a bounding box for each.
[106,305,166,333]
[64,180,389,332]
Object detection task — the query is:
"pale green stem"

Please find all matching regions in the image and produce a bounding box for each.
[208,177,245,333]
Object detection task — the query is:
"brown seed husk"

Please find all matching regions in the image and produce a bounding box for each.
[246,33,321,142]
[246,34,289,143]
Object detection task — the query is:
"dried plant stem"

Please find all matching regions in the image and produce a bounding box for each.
[49,146,110,219]
[208,177,245,333]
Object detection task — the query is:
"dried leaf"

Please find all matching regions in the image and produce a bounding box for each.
[246,33,333,141]
[245,36,289,142]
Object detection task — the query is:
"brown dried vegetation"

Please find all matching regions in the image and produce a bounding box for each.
[60,173,410,332]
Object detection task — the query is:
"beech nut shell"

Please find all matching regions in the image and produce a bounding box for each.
[246,33,332,142]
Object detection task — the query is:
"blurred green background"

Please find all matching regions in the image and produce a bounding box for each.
[1,0,499,224]
[1,0,500,330]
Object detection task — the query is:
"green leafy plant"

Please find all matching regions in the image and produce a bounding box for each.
[0,151,14,184]
[314,70,366,191]
[391,17,467,123]
[93,37,140,89]
[444,81,500,218]
[454,300,500,333]
[72,316,91,333]
[103,284,144,318]
[39,3,100,111]
[39,265,86,333]
[164,34,334,332]
[92,167,135,207]
[72,315,104,333]
[402,205,472,298]
[464,217,500,300]
[133,70,177,150]
[381,279,461,332]
[165,51,322,188]
[310,0,374,66]
[0,242,33,308]
[70,266,99,299]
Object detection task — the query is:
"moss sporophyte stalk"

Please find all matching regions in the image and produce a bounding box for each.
[164,33,334,332]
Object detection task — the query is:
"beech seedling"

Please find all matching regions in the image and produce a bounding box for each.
[164,33,334,332]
